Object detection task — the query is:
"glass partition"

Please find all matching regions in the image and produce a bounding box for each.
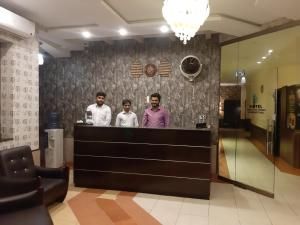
[219,43,239,180]
[219,25,300,196]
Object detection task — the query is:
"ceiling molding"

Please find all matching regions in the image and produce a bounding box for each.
[101,0,163,24]
[102,39,114,45]
[220,83,241,86]
[210,14,262,27]
[45,23,99,31]
[101,0,128,24]
[168,35,176,42]
[133,37,144,43]
[100,1,263,28]
[39,40,70,58]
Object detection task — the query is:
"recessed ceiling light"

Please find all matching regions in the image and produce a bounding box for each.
[160,25,169,33]
[257,61,261,64]
[268,49,273,53]
[262,56,266,60]
[119,28,127,36]
[82,31,91,38]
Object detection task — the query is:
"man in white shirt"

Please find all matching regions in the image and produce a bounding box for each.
[86,92,111,126]
[115,99,139,127]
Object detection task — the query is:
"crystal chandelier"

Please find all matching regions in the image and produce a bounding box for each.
[162,0,210,44]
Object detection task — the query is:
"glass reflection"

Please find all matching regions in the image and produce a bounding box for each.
[219,25,300,195]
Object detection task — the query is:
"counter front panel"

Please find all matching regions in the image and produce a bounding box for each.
[74,126,211,199]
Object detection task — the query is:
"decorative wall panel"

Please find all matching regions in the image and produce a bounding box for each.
[40,35,220,142]
[0,30,39,150]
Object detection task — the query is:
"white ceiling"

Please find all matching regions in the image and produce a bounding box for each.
[0,0,299,57]
[221,25,300,83]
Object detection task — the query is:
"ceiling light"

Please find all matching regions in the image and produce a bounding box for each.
[257,61,261,64]
[241,76,246,84]
[119,28,127,36]
[162,0,210,45]
[268,49,273,54]
[82,31,91,38]
[160,25,169,33]
[262,56,266,60]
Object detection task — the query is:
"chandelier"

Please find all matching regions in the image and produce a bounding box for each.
[162,0,210,44]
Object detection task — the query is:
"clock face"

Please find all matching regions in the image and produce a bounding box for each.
[144,64,157,77]
[181,56,201,75]
[180,55,202,81]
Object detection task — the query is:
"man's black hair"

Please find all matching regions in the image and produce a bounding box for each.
[122,99,132,105]
[151,93,161,101]
[96,92,106,98]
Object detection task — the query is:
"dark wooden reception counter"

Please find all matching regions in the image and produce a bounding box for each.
[74,125,212,199]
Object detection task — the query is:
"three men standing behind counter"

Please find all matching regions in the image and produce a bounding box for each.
[87,92,169,128]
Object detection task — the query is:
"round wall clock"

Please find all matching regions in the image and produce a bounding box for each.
[180,55,202,82]
[144,64,157,77]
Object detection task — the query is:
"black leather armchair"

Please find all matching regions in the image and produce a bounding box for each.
[0,177,53,225]
[0,145,69,206]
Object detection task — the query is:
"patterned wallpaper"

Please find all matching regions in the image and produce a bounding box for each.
[1,42,13,140]
[40,35,220,141]
[0,29,39,150]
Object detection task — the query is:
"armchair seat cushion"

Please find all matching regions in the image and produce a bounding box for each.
[0,205,53,225]
[41,178,68,205]
[0,177,53,225]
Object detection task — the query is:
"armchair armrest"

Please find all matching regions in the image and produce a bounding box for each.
[0,187,43,213]
[0,177,41,198]
[35,166,69,180]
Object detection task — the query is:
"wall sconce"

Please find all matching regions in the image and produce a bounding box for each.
[235,69,246,84]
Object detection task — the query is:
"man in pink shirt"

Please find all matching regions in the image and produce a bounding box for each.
[142,93,169,128]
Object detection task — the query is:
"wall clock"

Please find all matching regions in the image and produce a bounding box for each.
[144,64,157,77]
[180,55,202,82]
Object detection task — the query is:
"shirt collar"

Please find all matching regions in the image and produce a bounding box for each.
[150,106,161,111]
[96,104,105,108]
[122,110,132,114]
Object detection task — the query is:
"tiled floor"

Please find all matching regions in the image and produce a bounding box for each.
[49,171,300,225]
[221,136,274,192]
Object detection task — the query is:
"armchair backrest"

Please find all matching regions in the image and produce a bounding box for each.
[0,146,36,178]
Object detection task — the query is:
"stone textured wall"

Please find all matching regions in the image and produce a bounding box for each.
[40,35,220,142]
[219,85,241,119]
[0,29,39,150]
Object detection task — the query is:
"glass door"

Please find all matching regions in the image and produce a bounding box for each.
[235,39,277,194]
[219,36,277,196]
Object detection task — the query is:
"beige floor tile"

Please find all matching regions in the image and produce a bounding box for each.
[152,195,183,214]
[209,216,241,225]
[180,198,209,217]
[49,202,79,224]
[259,194,300,225]
[176,214,208,225]
[237,210,272,225]
[133,193,160,212]
[52,218,80,225]
[64,189,83,201]
[150,210,178,225]
[209,204,239,220]
[97,190,121,200]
